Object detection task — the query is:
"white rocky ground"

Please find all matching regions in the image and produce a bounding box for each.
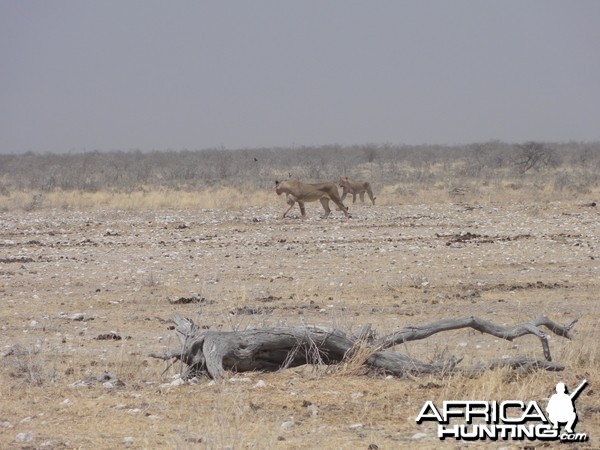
[0,201,598,448]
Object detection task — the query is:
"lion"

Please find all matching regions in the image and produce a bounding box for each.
[338,176,376,205]
[275,180,351,219]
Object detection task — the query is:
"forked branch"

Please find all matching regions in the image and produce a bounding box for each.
[374,316,578,361]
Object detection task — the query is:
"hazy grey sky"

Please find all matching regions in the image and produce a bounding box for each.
[1,1,599,154]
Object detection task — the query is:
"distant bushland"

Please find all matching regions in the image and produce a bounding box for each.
[0,142,598,211]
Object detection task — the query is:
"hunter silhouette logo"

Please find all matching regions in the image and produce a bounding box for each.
[416,379,589,442]
[547,380,587,434]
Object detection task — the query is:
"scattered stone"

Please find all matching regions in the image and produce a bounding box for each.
[307,404,319,417]
[280,417,295,430]
[71,371,125,388]
[96,332,122,340]
[230,306,274,315]
[170,378,185,387]
[58,312,84,321]
[168,295,213,305]
[16,432,34,442]
[255,295,282,303]
[411,433,428,439]
[228,377,252,383]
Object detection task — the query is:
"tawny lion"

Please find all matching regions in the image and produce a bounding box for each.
[338,176,376,205]
[275,180,351,219]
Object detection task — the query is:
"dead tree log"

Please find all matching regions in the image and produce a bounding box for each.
[149,315,576,379]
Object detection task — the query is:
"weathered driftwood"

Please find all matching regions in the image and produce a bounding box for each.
[149,315,576,379]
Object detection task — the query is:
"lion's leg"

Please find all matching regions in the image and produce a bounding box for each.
[319,198,332,218]
[352,192,357,204]
[367,188,376,205]
[331,198,350,219]
[281,202,295,219]
[359,191,365,203]
[341,190,348,202]
[298,201,307,218]
[280,195,296,218]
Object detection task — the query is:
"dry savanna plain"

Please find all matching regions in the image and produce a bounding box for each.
[1,189,599,449]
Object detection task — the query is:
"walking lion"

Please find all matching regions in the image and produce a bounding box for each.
[275,180,351,219]
[338,176,376,205]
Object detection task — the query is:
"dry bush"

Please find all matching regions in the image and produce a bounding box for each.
[1,344,56,386]
[0,142,599,211]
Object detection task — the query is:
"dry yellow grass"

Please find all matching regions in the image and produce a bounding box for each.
[0,187,276,211]
[1,174,597,213]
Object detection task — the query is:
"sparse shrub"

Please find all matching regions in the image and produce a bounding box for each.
[2,344,55,386]
[22,193,44,211]
[553,171,571,192]
[141,272,161,287]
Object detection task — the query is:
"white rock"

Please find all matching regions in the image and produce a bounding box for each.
[228,377,251,383]
[16,432,34,442]
[280,417,295,430]
[411,433,428,439]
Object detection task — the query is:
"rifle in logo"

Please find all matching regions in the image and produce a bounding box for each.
[570,379,588,400]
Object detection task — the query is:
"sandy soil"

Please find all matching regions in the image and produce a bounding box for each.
[1,200,598,449]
